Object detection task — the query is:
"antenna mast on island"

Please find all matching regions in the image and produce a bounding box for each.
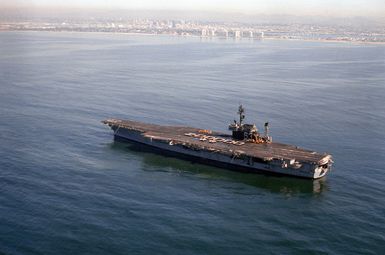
[238,104,245,126]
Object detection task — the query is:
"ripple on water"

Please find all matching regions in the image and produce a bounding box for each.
[0,31,384,255]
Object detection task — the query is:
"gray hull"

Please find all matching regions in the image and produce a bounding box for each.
[113,127,331,179]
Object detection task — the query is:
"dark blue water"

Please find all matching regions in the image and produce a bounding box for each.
[1,31,384,254]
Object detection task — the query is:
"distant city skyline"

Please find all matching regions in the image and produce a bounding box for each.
[2,0,385,18]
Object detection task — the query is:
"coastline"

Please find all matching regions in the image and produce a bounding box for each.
[1,29,385,45]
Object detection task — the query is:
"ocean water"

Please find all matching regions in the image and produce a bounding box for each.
[0,31,384,254]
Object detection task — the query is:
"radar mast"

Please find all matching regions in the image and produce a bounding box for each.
[238,104,245,126]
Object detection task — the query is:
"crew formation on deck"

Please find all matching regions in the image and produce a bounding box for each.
[184,132,245,146]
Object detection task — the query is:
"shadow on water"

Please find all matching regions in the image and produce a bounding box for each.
[107,141,329,195]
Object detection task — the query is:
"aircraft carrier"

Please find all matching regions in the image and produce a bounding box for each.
[102,106,333,179]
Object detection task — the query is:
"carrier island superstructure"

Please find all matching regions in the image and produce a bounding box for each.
[102,105,333,179]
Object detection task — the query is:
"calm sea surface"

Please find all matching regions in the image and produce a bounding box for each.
[1,31,384,254]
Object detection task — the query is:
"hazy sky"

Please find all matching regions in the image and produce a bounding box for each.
[2,0,385,17]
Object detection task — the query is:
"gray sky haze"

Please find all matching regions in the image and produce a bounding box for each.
[2,0,385,18]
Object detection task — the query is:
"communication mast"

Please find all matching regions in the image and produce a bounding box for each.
[264,122,272,142]
[264,122,269,138]
[238,104,245,126]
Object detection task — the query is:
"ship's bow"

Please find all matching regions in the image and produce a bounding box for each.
[313,155,333,179]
